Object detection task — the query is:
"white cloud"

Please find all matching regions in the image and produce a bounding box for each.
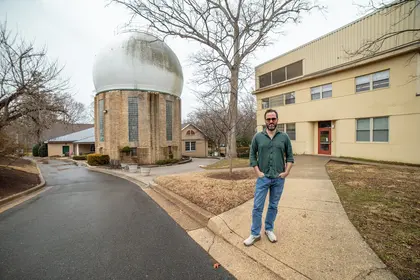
[0,0,370,120]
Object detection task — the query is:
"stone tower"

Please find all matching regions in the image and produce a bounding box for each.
[92,31,183,165]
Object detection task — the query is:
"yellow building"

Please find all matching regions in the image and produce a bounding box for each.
[181,124,211,158]
[253,2,420,164]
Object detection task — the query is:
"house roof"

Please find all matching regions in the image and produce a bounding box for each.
[42,123,94,141]
[47,127,95,143]
[181,123,208,138]
[74,135,95,144]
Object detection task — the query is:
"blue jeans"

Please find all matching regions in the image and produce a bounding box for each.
[251,176,285,236]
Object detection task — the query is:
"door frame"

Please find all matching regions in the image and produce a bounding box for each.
[62,145,70,156]
[318,126,332,155]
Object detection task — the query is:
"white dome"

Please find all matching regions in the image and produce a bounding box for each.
[93,32,183,97]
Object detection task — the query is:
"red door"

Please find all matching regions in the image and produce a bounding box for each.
[318,127,331,155]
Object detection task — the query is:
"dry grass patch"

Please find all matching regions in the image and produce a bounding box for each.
[326,161,420,280]
[155,168,256,215]
[203,158,249,169]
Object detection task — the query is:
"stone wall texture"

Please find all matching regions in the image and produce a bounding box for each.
[94,90,182,165]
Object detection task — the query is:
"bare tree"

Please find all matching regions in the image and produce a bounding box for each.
[0,21,71,132]
[348,0,419,57]
[187,70,256,173]
[110,0,320,157]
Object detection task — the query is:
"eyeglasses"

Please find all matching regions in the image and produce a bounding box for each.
[265,118,277,122]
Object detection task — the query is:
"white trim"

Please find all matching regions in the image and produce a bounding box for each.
[185,141,196,152]
[356,117,389,143]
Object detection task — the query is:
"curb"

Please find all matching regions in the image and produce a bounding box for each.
[151,183,214,227]
[151,184,301,279]
[328,157,420,169]
[86,166,149,188]
[76,165,289,279]
[0,158,46,207]
[82,165,213,227]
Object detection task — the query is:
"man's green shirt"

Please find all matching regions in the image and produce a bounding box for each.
[249,130,294,178]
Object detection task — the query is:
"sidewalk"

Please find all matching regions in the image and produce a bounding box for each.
[87,156,398,280]
[208,156,397,280]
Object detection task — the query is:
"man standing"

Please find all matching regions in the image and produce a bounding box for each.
[244,109,294,246]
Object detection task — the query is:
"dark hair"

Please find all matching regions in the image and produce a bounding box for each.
[264,109,278,119]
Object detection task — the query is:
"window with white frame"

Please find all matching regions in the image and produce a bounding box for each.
[356,117,389,142]
[275,123,296,140]
[356,70,389,93]
[261,92,295,109]
[285,92,295,104]
[286,123,296,140]
[311,84,332,100]
[185,141,196,151]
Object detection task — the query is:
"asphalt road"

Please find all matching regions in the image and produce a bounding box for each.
[0,160,234,280]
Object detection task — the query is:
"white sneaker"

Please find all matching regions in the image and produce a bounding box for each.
[243,234,261,246]
[265,230,277,243]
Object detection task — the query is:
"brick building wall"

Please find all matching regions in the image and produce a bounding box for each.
[94,90,182,165]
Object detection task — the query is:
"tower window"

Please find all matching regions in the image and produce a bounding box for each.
[128,97,139,142]
[166,100,173,141]
[99,99,104,142]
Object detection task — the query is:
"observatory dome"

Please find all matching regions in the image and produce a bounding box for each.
[93,32,183,97]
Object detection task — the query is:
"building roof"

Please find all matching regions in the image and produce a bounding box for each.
[73,135,95,144]
[255,1,416,68]
[47,127,95,143]
[254,0,420,92]
[42,123,94,141]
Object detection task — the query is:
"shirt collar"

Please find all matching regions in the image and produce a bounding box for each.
[263,128,280,138]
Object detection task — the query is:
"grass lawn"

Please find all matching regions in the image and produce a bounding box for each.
[326,161,420,280]
[155,168,256,215]
[203,158,249,169]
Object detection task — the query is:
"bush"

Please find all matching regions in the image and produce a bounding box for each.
[32,143,40,157]
[73,155,87,160]
[237,146,250,158]
[87,154,110,166]
[121,146,131,153]
[156,158,179,165]
[38,143,48,157]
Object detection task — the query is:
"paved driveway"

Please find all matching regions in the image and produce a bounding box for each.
[151,157,219,176]
[0,160,233,280]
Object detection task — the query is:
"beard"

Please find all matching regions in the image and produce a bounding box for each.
[267,123,277,131]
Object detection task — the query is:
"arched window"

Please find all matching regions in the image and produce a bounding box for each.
[186,130,195,136]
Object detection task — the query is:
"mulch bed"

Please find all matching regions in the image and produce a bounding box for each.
[0,167,40,199]
[0,157,40,200]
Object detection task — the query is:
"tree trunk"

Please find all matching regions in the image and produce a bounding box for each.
[229,24,241,160]
[228,68,238,160]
